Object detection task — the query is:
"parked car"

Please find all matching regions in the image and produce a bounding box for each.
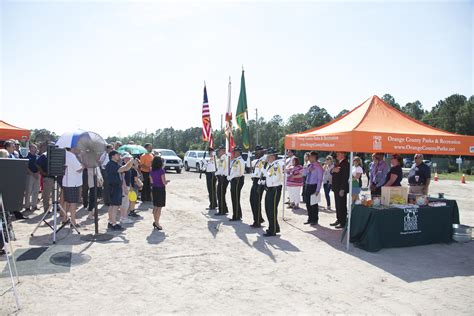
[403,158,413,168]
[184,150,210,172]
[152,149,183,173]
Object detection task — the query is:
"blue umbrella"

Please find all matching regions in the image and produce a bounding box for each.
[56,130,90,148]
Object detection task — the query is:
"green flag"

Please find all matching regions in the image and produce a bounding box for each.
[236,70,249,150]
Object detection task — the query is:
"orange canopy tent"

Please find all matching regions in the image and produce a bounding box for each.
[0,120,30,141]
[284,95,474,250]
[285,95,474,156]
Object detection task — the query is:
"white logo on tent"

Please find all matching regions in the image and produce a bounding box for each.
[373,136,382,150]
[470,146,474,153]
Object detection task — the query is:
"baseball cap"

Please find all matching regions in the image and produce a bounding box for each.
[108,150,120,160]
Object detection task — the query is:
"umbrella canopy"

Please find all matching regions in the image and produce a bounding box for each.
[0,120,30,141]
[117,144,148,155]
[56,130,90,148]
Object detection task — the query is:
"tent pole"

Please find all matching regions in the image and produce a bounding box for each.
[282,150,287,221]
[281,150,286,220]
[346,152,354,250]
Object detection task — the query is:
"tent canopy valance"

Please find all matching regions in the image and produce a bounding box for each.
[0,120,31,141]
[285,95,474,156]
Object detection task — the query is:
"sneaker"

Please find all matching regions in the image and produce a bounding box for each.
[120,217,134,224]
[113,224,125,231]
[128,211,139,218]
[107,222,114,230]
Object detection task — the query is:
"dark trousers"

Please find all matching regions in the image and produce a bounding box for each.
[304,184,319,224]
[82,171,89,208]
[216,175,229,214]
[265,185,281,234]
[141,172,151,201]
[206,172,217,209]
[87,187,97,212]
[334,190,348,225]
[323,182,332,208]
[250,178,265,225]
[230,176,244,219]
[101,168,110,205]
[371,184,382,197]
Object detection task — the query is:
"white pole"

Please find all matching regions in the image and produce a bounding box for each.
[282,150,287,220]
[0,194,21,310]
[346,152,354,250]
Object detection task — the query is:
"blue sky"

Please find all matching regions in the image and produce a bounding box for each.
[1,0,472,138]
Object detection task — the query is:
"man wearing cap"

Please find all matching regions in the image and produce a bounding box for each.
[227,146,245,221]
[408,154,431,195]
[215,145,229,215]
[106,150,134,231]
[202,148,218,210]
[263,147,283,236]
[249,145,266,228]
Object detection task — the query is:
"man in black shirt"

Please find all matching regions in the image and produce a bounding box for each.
[330,152,350,229]
[408,154,431,195]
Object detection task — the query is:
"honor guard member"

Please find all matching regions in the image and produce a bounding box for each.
[249,145,267,228]
[215,145,229,215]
[263,147,284,236]
[202,148,217,210]
[227,146,245,221]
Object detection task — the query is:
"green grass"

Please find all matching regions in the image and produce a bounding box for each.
[436,172,474,181]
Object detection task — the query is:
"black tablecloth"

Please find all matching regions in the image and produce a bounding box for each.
[349,200,460,252]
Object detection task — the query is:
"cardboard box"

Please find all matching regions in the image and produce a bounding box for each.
[381,186,408,206]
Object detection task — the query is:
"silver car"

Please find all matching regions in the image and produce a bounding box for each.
[184,150,210,172]
[153,149,183,173]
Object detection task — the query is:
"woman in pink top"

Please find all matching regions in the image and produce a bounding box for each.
[285,157,304,209]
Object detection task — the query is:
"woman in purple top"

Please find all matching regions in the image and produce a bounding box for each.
[150,156,169,230]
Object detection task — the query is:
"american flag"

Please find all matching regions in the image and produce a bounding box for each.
[202,85,214,148]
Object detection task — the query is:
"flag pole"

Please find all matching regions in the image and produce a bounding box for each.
[226,76,232,175]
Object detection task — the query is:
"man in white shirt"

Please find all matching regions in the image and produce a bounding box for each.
[215,145,229,216]
[202,148,217,210]
[62,148,84,227]
[264,147,284,236]
[249,145,267,228]
[227,146,245,221]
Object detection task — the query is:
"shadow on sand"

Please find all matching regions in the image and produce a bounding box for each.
[287,220,474,283]
[203,209,300,262]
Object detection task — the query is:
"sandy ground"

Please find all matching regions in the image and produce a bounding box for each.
[1,172,473,315]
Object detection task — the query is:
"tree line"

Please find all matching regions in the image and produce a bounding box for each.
[29,93,473,158]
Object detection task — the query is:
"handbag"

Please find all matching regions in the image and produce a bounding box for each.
[128,190,137,202]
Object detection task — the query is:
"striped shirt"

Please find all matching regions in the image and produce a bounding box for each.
[286,165,304,187]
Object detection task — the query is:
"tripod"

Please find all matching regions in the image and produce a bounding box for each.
[0,194,21,311]
[30,176,80,244]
